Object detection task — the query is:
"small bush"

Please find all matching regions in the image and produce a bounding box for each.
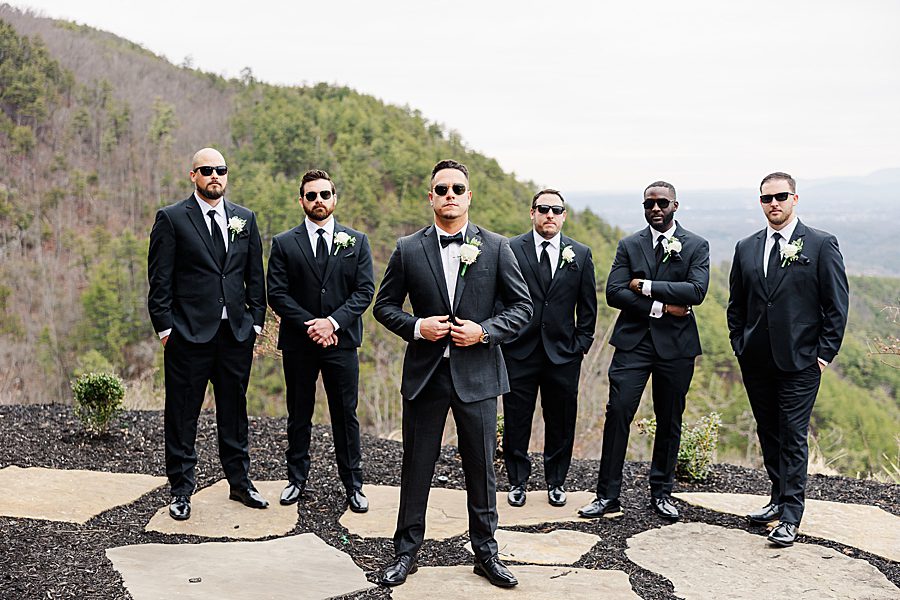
[71,372,125,434]
[637,412,722,482]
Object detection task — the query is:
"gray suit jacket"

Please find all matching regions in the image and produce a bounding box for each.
[374,223,533,402]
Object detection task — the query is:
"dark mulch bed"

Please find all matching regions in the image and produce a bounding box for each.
[0,404,897,599]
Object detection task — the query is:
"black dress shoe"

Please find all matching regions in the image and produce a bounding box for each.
[507,485,526,507]
[548,486,567,507]
[347,488,369,513]
[229,486,269,509]
[280,482,305,506]
[168,495,191,520]
[381,555,417,586]
[577,496,622,518]
[650,495,680,521]
[747,503,783,525]
[474,555,518,587]
[767,522,798,547]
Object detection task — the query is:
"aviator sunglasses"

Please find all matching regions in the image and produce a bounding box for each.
[759,192,793,204]
[433,183,467,196]
[304,190,334,201]
[193,165,228,176]
[643,198,671,209]
[534,204,565,215]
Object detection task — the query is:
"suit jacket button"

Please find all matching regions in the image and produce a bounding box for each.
[767,302,773,307]
[321,289,326,294]
[218,298,224,303]
[221,274,226,279]
[544,301,549,307]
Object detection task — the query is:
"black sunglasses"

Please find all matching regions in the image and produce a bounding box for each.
[760,192,793,204]
[194,165,228,176]
[304,190,334,201]
[534,204,565,215]
[643,198,671,209]
[433,183,467,196]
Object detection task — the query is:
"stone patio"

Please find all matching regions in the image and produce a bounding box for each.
[464,528,601,565]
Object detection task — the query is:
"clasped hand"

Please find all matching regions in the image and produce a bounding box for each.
[420,315,483,346]
[305,318,338,347]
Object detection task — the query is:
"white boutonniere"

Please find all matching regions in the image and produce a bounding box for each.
[662,236,682,262]
[333,231,356,254]
[459,237,482,277]
[780,238,803,267]
[560,245,576,267]
[227,216,246,241]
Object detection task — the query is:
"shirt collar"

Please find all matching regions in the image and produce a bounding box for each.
[434,222,468,239]
[766,216,798,241]
[194,192,225,216]
[649,221,677,243]
[305,216,335,237]
[533,229,561,249]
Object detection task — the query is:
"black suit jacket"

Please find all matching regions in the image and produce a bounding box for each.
[148,196,266,343]
[373,223,533,403]
[727,219,849,372]
[267,221,375,351]
[606,223,709,360]
[502,233,597,364]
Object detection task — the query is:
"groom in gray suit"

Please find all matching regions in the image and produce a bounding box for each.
[374,159,532,588]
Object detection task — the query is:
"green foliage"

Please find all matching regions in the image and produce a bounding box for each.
[639,412,722,482]
[73,349,114,379]
[71,372,125,434]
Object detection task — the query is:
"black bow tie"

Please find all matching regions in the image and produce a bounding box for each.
[439,232,464,248]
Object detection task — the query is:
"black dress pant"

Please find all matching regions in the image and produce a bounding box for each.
[282,347,363,491]
[739,356,821,524]
[394,360,499,562]
[596,334,694,499]
[502,345,581,488]
[163,321,255,496]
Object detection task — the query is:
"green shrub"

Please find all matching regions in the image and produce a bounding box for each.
[637,412,722,482]
[71,372,125,434]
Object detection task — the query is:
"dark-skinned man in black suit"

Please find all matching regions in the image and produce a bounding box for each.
[501,188,597,509]
[579,181,709,523]
[374,159,532,588]
[148,147,268,520]
[727,172,848,547]
[267,169,375,513]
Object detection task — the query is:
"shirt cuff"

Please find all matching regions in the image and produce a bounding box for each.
[253,325,262,334]
[327,316,340,331]
[650,301,664,319]
[413,318,423,340]
[158,328,172,339]
[641,280,653,297]
[817,357,829,367]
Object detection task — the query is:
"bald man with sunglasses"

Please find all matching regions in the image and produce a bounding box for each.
[579,181,709,523]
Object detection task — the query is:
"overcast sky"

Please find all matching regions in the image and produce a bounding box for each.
[13,0,900,191]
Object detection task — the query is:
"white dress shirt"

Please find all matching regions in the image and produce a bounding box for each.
[640,224,678,319]
[304,216,341,331]
[533,230,561,279]
[414,223,468,357]
[762,216,798,277]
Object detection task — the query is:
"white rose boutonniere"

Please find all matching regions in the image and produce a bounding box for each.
[333,231,356,254]
[662,236,682,262]
[459,237,482,276]
[560,244,576,267]
[780,238,803,267]
[227,216,247,242]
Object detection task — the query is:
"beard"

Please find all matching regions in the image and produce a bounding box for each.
[197,181,225,200]
[304,202,334,221]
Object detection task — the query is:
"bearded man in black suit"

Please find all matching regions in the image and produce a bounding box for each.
[148,147,268,521]
[579,181,709,522]
[501,189,597,509]
[373,159,532,588]
[727,172,848,547]
[267,169,375,513]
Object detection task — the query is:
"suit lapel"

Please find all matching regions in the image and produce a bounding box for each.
[321,221,342,286]
[640,227,658,278]
[293,224,322,282]
[547,235,571,295]
[655,226,681,279]
[451,224,479,315]
[750,230,768,294]
[222,201,237,270]
[184,197,220,267]
[768,220,806,296]
[519,234,548,295]
[421,225,453,314]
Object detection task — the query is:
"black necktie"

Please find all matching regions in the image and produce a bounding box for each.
[655,235,666,263]
[539,240,552,287]
[440,232,463,247]
[207,209,226,267]
[766,232,782,282]
[316,228,329,273]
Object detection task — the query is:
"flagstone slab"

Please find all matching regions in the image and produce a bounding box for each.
[146,480,297,539]
[0,466,165,524]
[106,533,375,600]
[673,491,900,562]
[340,485,595,540]
[626,522,899,600]
[464,528,601,565]
[390,565,639,599]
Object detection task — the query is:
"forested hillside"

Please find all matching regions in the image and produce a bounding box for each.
[0,6,896,478]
